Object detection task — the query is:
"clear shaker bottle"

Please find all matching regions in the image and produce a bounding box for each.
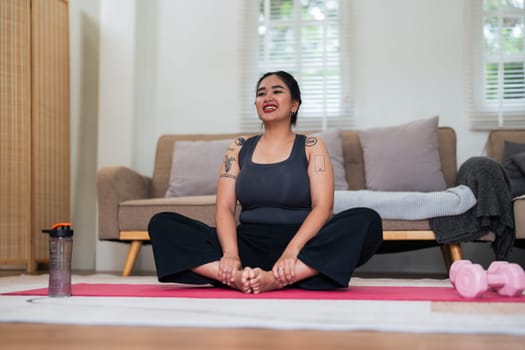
[42,223,74,297]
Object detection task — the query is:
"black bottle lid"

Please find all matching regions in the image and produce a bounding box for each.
[42,223,74,238]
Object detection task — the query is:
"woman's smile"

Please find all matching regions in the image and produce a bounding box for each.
[263,103,278,113]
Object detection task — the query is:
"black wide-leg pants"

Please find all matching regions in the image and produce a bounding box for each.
[148,207,383,290]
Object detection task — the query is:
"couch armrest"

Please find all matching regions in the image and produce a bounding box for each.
[514,196,525,239]
[97,166,152,240]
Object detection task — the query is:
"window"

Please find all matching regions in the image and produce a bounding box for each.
[240,0,352,131]
[469,0,525,129]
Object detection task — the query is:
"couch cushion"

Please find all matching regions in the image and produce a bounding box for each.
[165,139,231,197]
[358,116,447,192]
[152,133,246,198]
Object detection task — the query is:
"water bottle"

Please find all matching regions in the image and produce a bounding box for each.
[42,223,74,297]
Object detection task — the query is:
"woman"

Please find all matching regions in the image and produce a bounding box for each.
[148,71,383,293]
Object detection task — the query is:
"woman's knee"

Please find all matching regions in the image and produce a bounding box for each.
[341,207,383,240]
[358,207,381,223]
[363,208,383,239]
[363,207,382,232]
[340,207,381,226]
[147,212,175,236]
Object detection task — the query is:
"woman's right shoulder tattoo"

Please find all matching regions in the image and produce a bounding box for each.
[235,137,246,146]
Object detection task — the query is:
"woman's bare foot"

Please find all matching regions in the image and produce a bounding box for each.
[229,268,252,293]
[245,267,285,294]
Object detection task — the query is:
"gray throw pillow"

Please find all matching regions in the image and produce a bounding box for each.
[503,141,525,197]
[165,139,231,197]
[313,129,349,190]
[358,116,447,192]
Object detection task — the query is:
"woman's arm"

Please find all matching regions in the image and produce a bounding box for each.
[275,135,335,283]
[215,137,245,284]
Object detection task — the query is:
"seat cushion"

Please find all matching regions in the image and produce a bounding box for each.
[382,219,430,230]
[119,195,220,231]
[119,196,435,232]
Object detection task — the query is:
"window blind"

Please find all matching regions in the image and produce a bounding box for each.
[468,0,525,129]
[240,0,352,132]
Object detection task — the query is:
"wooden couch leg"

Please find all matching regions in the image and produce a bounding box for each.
[122,240,143,277]
[440,243,463,271]
[448,242,463,261]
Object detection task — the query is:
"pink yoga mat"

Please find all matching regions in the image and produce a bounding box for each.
[4,283,525,302]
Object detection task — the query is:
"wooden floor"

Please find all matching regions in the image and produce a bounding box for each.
[1,323,525,350]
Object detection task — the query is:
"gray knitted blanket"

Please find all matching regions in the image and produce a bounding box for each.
[430,156,515,260]
[333,185,476,220]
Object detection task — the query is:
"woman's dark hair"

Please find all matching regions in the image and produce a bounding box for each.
[256,71,302,126]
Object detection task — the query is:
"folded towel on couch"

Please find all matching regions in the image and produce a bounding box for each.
[333,185,476,220]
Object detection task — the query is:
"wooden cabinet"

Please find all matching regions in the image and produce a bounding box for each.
[0,0,70,272]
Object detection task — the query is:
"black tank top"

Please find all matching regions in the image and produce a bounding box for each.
[236,134,311,224]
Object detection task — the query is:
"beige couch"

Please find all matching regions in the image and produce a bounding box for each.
[485,129,525,242]
[97,128,462,276]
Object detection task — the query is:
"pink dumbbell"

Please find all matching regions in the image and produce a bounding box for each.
[449,259,525,299]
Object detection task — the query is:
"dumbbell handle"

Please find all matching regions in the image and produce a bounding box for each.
[487,273,505,289]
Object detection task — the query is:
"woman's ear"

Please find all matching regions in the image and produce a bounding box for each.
[292,100,300,112]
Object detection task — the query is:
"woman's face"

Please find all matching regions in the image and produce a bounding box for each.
[255,75,299,125]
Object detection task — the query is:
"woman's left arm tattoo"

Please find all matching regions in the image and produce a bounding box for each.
[220,155,237,179]
[314,155,326,172]
[235,137,246,146]
[305,136,318,147]
[224,155,234,173]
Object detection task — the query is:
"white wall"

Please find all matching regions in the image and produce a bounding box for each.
[154,0,243,138]
[69,0,100,271]
[91,0,245,273]
[351,0,486,163]
[69,0,524,275]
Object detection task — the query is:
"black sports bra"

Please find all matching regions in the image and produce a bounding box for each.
[236,134,311,224]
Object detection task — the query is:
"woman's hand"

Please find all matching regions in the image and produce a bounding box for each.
[218,255,241,286]
[273,254,298,285]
